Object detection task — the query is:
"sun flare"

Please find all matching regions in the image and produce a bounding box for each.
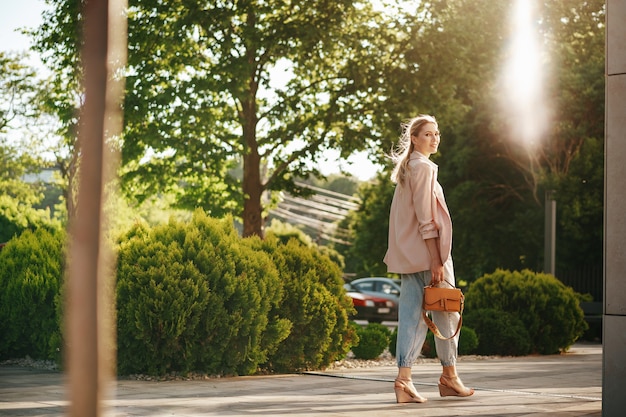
[497,0,551,150]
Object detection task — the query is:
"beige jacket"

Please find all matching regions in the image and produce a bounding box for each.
[383,152,453,274]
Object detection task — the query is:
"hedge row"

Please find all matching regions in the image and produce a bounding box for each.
[362,269,587,359]
[0,228,65,362]
[0,219,588,372]
[0,210,356,376]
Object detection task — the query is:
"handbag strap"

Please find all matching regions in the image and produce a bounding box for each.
[422,310,463,340]
[439,279,455,288]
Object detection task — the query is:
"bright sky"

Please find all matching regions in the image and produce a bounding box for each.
[0,0,48,66]
[1,0,382,181]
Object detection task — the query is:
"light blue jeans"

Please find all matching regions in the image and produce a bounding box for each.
[396,260,460,368]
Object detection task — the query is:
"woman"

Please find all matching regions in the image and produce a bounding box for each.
[384,115,474,403]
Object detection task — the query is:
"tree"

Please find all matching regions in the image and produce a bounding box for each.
[33,0,404,237]
[0,52,38,135]
[31,0,604,282]
[0,52,60,242]
[358,0,543,279]
[335,173,394,277]
[125,0,406,237]
[337,0,605,283]
[405,0,605,281]
[29,0,83,219]
[538,0,605,275]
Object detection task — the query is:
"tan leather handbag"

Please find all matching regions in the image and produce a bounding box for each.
[422,280,464,340]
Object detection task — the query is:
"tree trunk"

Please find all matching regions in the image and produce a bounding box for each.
[241,101,263,238]
[60,148,79,220]
[241,9,263,239]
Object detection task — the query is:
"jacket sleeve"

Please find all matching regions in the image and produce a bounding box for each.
[409,163,439,240]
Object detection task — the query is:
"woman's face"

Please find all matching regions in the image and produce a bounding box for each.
[411,122,440,157]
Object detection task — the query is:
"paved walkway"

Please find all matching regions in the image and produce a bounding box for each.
[0,343,602,416]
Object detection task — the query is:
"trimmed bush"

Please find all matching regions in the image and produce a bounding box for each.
[190,214,291,376]
[116,210,353,376]
[116,220,209,375]
[365,322,392,340]
[464,308,531,356]
[253,236,357,372]
[389,326,398,357]
[352,323,390,360]
[458,326,479,355]
[466,269,587,354]
[0,228,65,362]
[116,211,289,376]
[422,331,437,358]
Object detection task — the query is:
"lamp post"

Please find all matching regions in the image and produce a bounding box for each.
[544,189,556,275]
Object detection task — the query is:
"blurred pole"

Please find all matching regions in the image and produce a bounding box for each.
[544,189,556,275]
[66,0,126,416]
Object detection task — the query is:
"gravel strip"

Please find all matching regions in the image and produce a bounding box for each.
[0,356,59,371]
[1,350,496,382]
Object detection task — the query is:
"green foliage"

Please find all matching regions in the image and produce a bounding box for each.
[116,211,289,376]
[0,195,59,243]
[116,209,352,376]
[458,327,479,356]
[28,0,83,218]
[466,269,587,354]
[389,326,398,357]
[420,326,479,358]
[258,219,348,273]
[383,322,477,358]
[421,331,437,359]
[464,309,531,356]
[336,174,394,277]
[265,219,314,247]
[31,0,605,287]
[351,323,390,360]
[0,228,65,362]
[193,217,291,376]
[556,137,604,268]
[322,175,360,196]
[1,52,70,227]
[34,0,402,237]
[0,150,44,208]
[364,322,392,340]
[0,52,40,135]
[116,222,209,375]
[253,236,356,372]
[34,182,64,219]
[342,0,604,284]
[317,245,346,272]
[1,103,60,244]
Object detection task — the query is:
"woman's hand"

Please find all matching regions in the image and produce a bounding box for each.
[425,238,444,285]
[430,261,444,285]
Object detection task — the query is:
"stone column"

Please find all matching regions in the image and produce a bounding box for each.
[603,0,626,414]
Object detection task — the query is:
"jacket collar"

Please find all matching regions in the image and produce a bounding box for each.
[410,151,438,169]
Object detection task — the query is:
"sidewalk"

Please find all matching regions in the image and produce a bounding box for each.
[0,343,602,416]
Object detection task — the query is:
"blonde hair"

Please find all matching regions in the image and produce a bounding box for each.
[390,115,438,185]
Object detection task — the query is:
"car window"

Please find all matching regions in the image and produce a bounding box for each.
[381,283,394,294]
[354,282,374,291]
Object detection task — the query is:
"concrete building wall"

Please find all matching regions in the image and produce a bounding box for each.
[603,0,626,415]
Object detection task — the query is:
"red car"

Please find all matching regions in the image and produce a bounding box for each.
[344,283,398,323]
